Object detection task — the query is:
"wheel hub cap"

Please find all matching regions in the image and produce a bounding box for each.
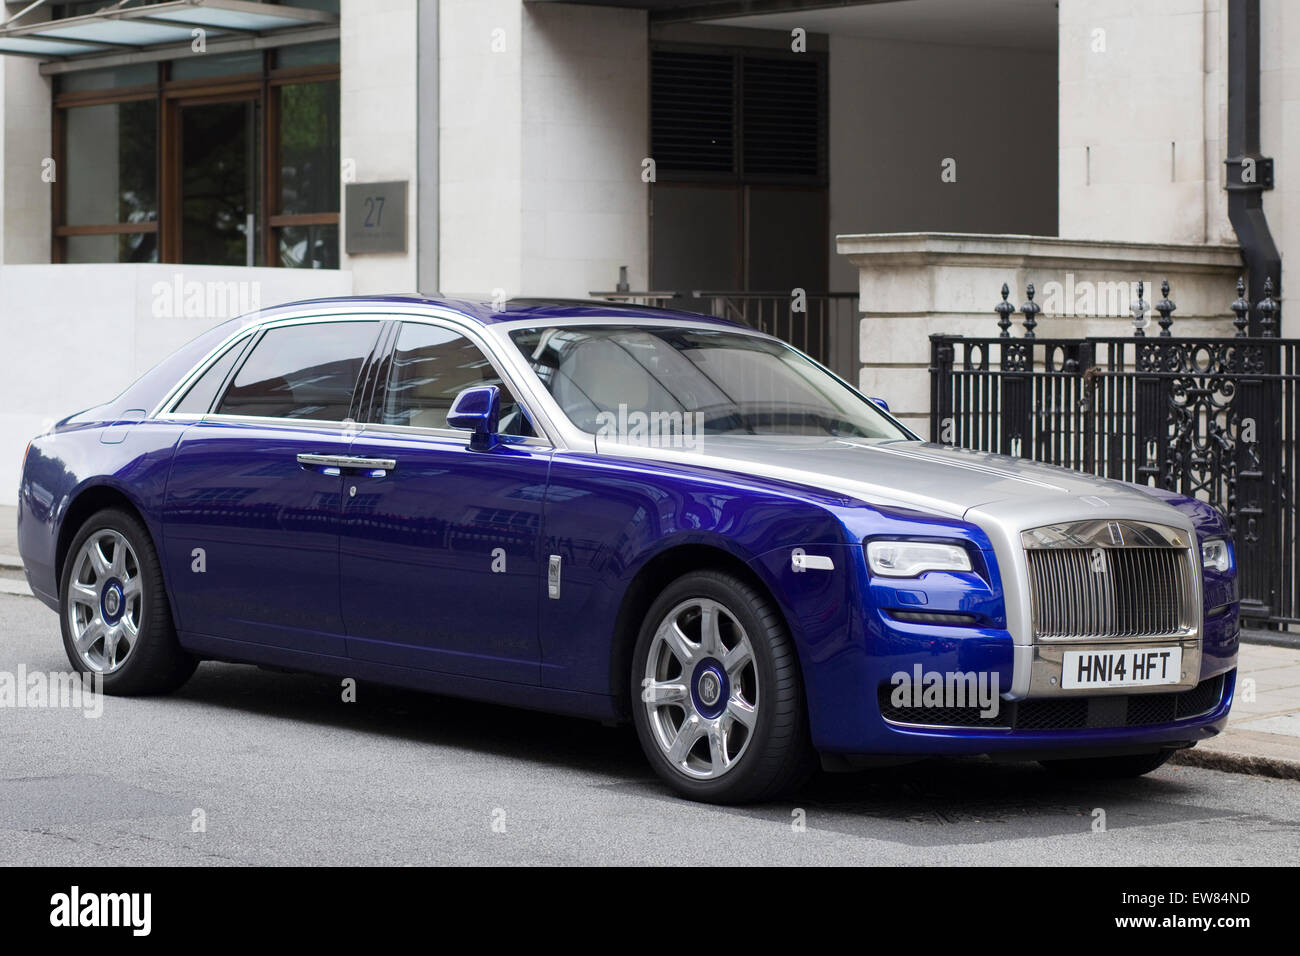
[641,597,760,780]
[102,580,123,622]
[65,529,141,675]
[692,661,727,717]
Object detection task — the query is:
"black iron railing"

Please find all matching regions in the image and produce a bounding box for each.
[691,291,858,377]
[932,277,1297,629]
[588,289,860,380]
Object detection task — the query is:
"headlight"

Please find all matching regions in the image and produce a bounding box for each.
[866,540,972,577]
[1201,538,1231,573]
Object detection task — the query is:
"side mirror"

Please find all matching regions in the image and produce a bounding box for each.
[447,385,501,450]
[869,396,890,412]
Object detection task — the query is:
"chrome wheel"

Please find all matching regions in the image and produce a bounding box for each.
[66,529,142,674]
[641,597,759,780]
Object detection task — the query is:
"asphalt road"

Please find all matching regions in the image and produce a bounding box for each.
[1,592,1297,866]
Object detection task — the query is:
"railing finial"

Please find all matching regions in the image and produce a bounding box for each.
[1257,275,1279,338]
[1130,280,1149,337]
[995,282,1016,338]
[1155,279,1176,336]
[1020,283,1039,339]
[1230,276,1250,337]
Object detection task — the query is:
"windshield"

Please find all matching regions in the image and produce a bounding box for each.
[508,325,910,441]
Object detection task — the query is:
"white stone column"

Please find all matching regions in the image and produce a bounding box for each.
[1058,0,1235,249]
[340,0,420,293]
[0,50,53,264]
[519,2,648,297]
[1260,0,1300,337]
[438,0,647,299]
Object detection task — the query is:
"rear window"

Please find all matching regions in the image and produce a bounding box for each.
[172,337,249,415]
[215,321,379,421]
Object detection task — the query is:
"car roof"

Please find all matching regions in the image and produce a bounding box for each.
[250,293,746,329]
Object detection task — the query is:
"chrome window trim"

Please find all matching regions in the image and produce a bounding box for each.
[355,419,553,450]
[154,327,258,418]
[484,314,772,333]
[150,305,565,448]
[151,303,901,453]
[175,413,360,434]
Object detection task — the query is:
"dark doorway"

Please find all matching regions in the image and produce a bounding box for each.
[180,98,260,266]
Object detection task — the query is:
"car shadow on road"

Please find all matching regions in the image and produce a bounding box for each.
[173,659,652,779]
[170,659,1229,830]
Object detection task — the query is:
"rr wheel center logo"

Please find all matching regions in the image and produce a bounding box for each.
[697,671,721,707]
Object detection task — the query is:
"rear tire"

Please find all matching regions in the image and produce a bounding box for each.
[59,507,196,696]
[631,569,815,804]
[1040,750,1173,779]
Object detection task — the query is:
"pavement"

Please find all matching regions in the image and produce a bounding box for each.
[1,590,1296,865]
[3,504,1299,783]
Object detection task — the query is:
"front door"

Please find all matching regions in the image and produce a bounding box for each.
[340,320,550,684]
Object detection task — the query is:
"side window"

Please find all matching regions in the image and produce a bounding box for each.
[172,336,248,415]
[215,321,378,421]
[378,322,535,437]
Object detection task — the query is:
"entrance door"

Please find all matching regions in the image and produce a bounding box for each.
[175,97,261,266]
[650,183,827,295]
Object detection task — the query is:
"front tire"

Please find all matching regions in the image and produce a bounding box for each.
[59,507,196,696]
[1040,750,1173,779]
[631,570,814,803]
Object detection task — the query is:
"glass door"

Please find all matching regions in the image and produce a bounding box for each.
[176,96,261,266]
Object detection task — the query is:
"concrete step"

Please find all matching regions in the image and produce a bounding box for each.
[0,578,32,597]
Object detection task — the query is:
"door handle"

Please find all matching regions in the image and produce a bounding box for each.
[297,453,397,472]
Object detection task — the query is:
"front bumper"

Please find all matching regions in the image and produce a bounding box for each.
[752,504,1239,760]
[812,604,1239,757]
[801,573,1238,758]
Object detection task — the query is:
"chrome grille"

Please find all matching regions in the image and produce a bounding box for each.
[1022,521,1198,640]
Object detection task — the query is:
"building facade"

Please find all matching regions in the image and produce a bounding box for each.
[0,0,1293,492]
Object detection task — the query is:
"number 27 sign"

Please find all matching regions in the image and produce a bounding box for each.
[345,181,408,255]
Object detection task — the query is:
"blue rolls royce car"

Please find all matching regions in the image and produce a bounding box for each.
[16,296,1239,803]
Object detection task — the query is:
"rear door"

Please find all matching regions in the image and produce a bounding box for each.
[162,317,385,656]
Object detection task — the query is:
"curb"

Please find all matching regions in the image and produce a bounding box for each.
[1241,629,1300,651]
[1170,745,1300,781]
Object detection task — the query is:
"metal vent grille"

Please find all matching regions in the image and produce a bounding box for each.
[1026,545,1196,639]
[741,56,823,178]
[650,50,735,174]
[878,674,1227,731]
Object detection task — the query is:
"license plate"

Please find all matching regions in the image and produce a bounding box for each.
[1061,646,1183,689]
